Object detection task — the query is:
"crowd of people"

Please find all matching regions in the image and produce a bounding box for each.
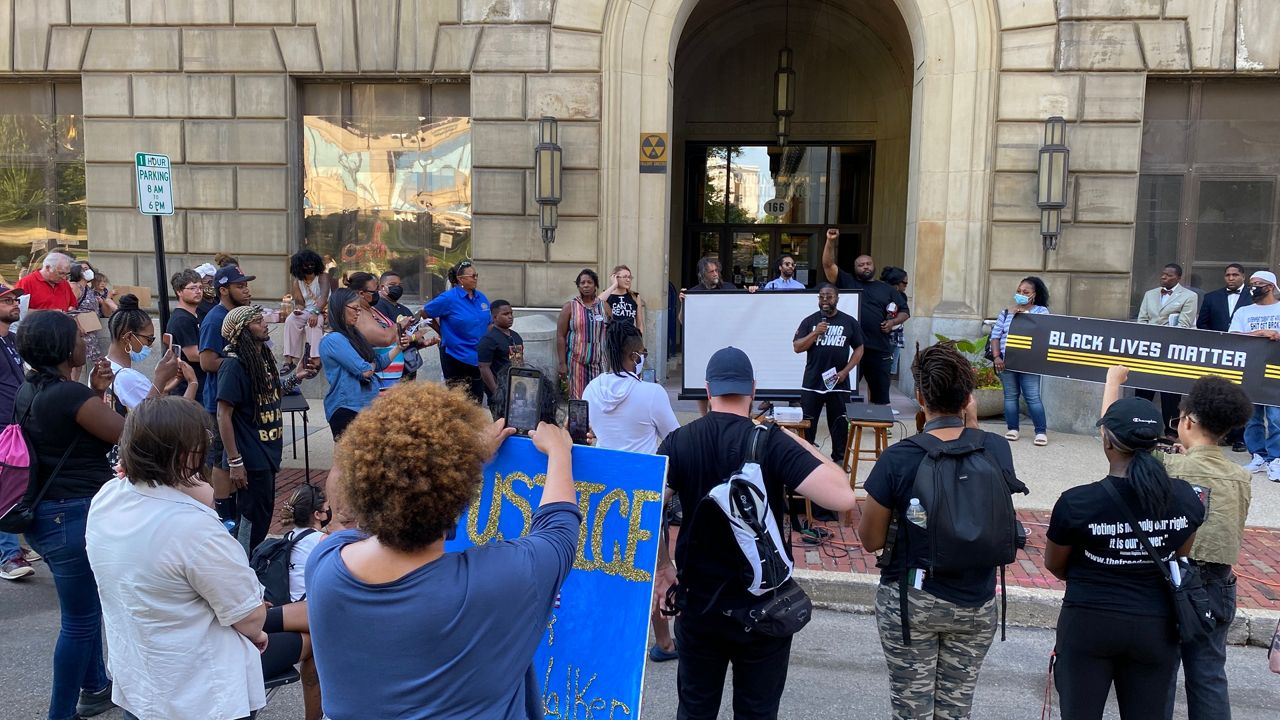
[0,237,1278,720]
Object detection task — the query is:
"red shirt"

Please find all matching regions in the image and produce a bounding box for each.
[16,272,77,311]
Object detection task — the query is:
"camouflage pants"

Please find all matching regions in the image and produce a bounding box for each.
[874,583,997,719]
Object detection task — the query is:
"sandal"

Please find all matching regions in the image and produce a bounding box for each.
[1005,430,1019,441]
[1034,433,1048,446]
[648,644,679,662]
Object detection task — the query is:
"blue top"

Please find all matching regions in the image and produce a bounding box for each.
[198,303,231,413]
[319,333,386,420]
[762,277,806,290]
[305,502,581,720]
[988,305,1049,354]
[424,287,491,367]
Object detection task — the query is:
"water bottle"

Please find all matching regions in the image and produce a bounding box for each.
[222,519,238,535]
[906,498,928,529]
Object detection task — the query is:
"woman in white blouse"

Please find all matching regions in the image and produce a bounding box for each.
[86,397,319,720]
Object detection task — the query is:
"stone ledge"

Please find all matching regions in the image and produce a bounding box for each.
[795,569,1280,648]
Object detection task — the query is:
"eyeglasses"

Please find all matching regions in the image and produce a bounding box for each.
[459,272,478,280]
[181,284,202,292]
[1168,414,1197,431]
[134,333,156,346]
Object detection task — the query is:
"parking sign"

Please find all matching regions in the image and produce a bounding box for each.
[135,152,174,216]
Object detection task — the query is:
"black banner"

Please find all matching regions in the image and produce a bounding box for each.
[1002,313,1280,407]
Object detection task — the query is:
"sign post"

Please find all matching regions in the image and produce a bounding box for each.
[135,152,174,331]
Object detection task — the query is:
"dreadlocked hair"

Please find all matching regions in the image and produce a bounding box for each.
[1102,426,1175,517]
[911,342,975,415]
[108,294,152,342]
[280,483,326,528]
[605,319,644,375]
[226,323,279,398]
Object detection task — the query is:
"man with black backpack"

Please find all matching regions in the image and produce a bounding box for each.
[857,342,1027,719]
[654,346,858,719]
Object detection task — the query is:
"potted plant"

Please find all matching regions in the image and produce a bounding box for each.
[933,333,1004,418]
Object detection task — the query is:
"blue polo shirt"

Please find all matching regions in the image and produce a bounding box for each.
[199,303,231,413]
[424,287,491,367]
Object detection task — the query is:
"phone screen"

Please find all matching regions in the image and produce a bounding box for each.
[162,333,173,353]
[568,400,589,444]
[506,370,542,434]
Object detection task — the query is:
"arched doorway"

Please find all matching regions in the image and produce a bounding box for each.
[670,0,912,291]
[599,0,1001,376]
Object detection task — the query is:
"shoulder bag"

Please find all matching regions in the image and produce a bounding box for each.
[1100,478,1214,644]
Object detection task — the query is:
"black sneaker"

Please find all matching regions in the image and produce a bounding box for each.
[75,682,114,718]
[1232,442,1248,453]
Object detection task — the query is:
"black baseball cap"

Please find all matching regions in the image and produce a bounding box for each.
[215,265,255,287]
[1096,397,1162,450]
[705,346,754,397]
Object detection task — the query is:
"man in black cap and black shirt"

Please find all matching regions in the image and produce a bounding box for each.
[822,228,910,406]
[654,346,857,718]
[793,283,863,464]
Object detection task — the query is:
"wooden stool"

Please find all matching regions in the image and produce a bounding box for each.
[840,419,892,524]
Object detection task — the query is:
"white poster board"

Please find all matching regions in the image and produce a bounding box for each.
[682,290,861,399]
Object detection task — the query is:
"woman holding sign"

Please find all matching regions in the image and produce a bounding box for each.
[307,382,580,719]
[989,277,1051,446]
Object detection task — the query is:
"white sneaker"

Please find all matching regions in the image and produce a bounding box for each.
[891,408,901,415]
[1243,454,1269,473]
[1269,459,1280,483]
[1034,433,1048,446]
[1005,430,1019,441]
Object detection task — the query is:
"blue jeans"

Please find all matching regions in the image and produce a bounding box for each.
[25,498,110,720]
[1000,370,1046,434]
[1244,404,1280,460]
[0,531,20,561]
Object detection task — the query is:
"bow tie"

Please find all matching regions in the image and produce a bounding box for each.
[1160,288,1173,296]
[1227,288,1241,295]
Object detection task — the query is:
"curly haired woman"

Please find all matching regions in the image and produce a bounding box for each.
[306,383,581,719]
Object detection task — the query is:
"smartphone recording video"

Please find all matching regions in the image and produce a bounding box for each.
[506,368,542,434]
[568,399,589,445]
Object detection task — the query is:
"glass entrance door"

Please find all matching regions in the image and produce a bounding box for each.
[730,230,770,287]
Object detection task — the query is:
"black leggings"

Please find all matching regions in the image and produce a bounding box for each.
[1054,605,1179,719]
[329,407,358,440]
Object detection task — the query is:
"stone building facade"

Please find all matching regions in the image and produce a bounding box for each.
[0,0,1277,400]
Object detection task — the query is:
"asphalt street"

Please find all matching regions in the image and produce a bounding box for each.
[3,572,1277,719]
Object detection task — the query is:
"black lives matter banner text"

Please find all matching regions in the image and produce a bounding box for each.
[1002,313,1280,407]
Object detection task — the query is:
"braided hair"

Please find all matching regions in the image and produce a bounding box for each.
[16,311,79,387]
[911,342,975,415]
[605,319,644,376]
[108,294,151,342]
[226,319,279,399]
[280,483,327,528]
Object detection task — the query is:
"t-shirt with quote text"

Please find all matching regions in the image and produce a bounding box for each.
[1047,476,1205,617]
[793,310,863,392]
[606,293,639,327]
[1228,301,1280,334]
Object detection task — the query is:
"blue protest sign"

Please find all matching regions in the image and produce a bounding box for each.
[445,436,669,718]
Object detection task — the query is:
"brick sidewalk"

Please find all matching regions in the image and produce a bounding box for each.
[271,469,1280,611]
[786,504,1280,611]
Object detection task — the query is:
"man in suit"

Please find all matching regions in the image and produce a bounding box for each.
[1197,263,1252,452]
[1136,263,1199,435]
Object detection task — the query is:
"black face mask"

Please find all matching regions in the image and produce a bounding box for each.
[320,508,332,529]
[1251,285,1272,300]
[387,285,404,302]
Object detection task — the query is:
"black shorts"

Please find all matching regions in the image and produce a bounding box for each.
[206,411,228,470]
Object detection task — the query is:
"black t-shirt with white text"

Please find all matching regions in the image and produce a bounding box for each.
[833,270,909,352]
[659,412,821,612]
[865,431,1020,606]
[606,293,639,327]
[793,310,863,392]
[216,356,284,473]
[1047,476,1205,617]
[165,307,206,397]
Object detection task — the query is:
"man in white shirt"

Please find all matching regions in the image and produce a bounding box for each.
[1135,262,1199,432]
[1229,270,1280,482]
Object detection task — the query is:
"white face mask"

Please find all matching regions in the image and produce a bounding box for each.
[632,352,646,377]
[83,269,95,282]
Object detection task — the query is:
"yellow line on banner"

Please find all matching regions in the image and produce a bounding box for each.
[1043,348,1244,380]
[1045,352,1244,383]
[1007,334,1033,342]
[1005,341,1033,350]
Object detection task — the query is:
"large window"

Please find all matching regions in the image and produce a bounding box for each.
[683,142,872,288]
[1133,79,1280,314]
[301,81,470,300]
[0,82,84,282]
